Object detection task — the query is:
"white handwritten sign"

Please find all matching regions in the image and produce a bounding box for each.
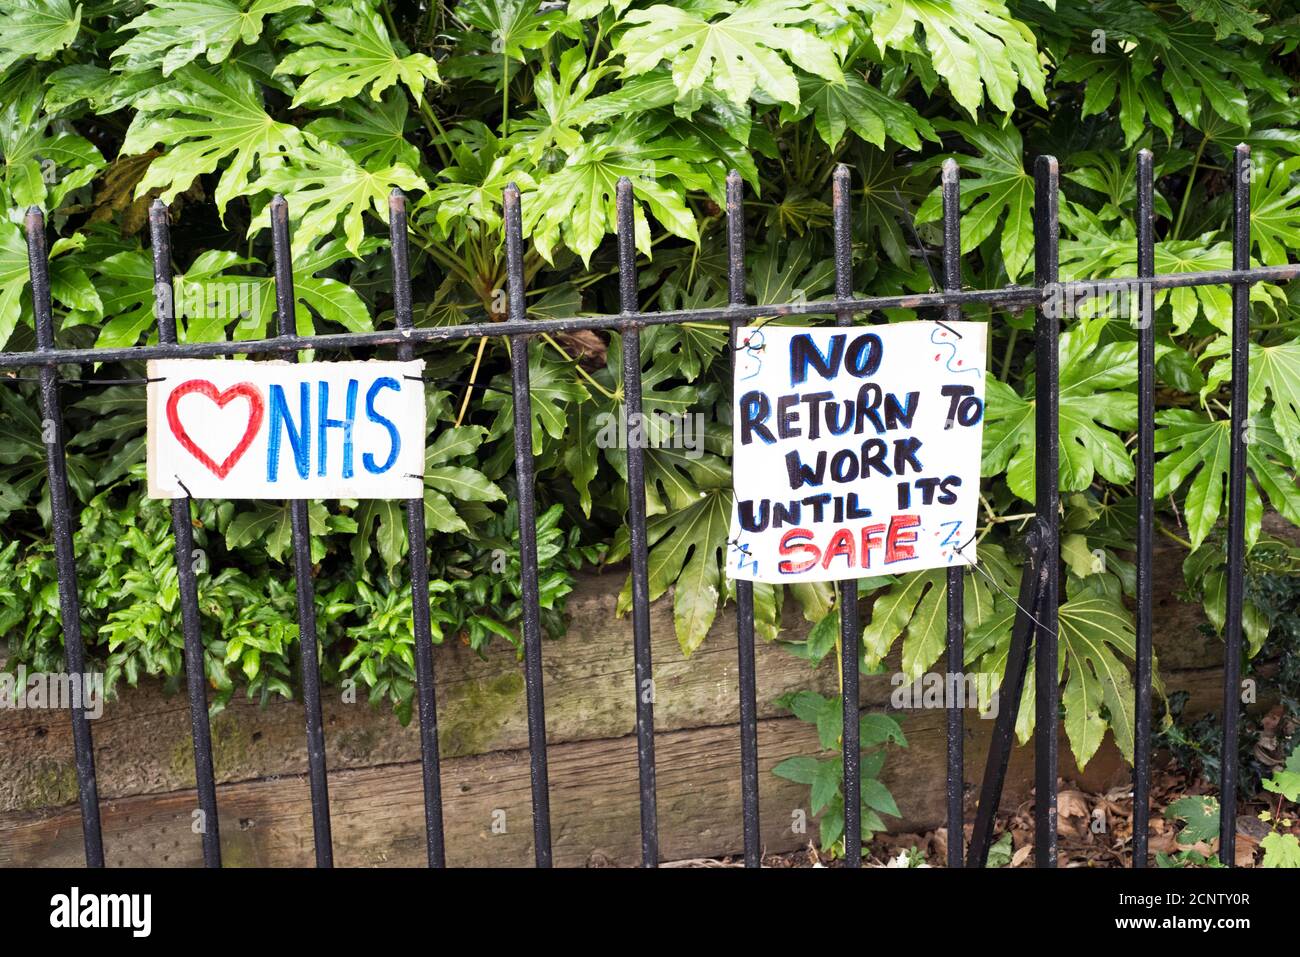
[146,359,425,499]
[727,322,986,583]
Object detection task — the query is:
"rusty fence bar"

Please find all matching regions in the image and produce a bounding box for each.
[12,147,1266,868]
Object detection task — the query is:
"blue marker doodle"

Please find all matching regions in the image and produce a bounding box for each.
[936,519,963,564]
[730,537,758,575]
[930,326,980,377]
[736,329,766,381]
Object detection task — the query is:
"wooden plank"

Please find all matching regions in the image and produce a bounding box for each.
[0,668,1227,867]
[0,532,1218,813]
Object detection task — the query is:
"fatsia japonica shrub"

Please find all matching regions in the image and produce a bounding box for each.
[0,0,1298,783]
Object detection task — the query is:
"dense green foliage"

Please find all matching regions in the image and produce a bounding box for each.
[1,0,1299,831]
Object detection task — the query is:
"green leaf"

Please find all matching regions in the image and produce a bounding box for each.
[917,120,1035,282]
[1260,832,1300,868]
[982,320,1136,503]
[520,115,718,263]
[1059,595,1136,766]
[248,138,427,255]
[614,0,842,108]
[122,63,304,215]
[861,568,945,680]
[0,0,81,73]
[114,0,308,76]
[275,4,440,106]
[610,487,731,656]
[1262,747,1300,803]
[484,344,590,450]
[350,500,406,571]
[1154,409,1300,550]
[1175,0,1265,42]
[781,70,936,150]
[1166,794,1220,845]
[865,0,1047,116]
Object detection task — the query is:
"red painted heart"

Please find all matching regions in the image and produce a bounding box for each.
[166,380,265,479]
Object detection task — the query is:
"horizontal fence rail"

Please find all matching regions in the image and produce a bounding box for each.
[7,145,1273,868]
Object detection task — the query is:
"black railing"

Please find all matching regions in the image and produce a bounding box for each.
[10,144,1279,868]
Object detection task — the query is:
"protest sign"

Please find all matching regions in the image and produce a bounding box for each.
[146,359,425,499]
[728,322,986,583]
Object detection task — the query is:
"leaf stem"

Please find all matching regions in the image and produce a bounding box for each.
[1173,133,1209,241]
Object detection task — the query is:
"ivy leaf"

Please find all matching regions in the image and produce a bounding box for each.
[114,0,308,76]
[0,0,81,73]
[865,0,1047,116]
[1154,409,1300,550]
[780,70,936,150]
[122,63,304,215]
[614,0,843,108]
[275,4,440,107]
[609,486,731,656]
[248,138,427,255]
[520,115,718,264]
[917,120,1035,282]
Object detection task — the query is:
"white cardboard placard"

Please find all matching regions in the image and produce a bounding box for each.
[146,358,425,499]
[727,321,986,583]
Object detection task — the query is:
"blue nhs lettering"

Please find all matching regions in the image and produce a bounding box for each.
[267,377,403,481]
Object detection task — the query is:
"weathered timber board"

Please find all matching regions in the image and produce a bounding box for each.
[0,669,1226,867]
[0,534,1221,814]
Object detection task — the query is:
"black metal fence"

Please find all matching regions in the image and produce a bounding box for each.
[8,144,1285,868]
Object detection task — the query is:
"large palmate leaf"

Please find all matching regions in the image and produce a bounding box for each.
[248,138,426,255]
[113,0,308,76]
[1154,409,1300,550]
[1059,593,1138,767]
[1249,154,1300,266]
[483,343,590,452]
[982,319,1137,503]
[781,70,936,150]
[0,0,81,73]
[122,63,303,215]
[275,4,440,107]
[1056,50,1173,147]
[916,120,1034,282]
[305,91,421,170]
[614,0,843,108]
[520,115,718,263]
[862,0,1047,116]
[0,225,104,348]
[610,485,731,656]
[860,546,1010,680]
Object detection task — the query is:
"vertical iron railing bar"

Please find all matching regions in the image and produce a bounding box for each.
[269,195,334,867]
[388,190,447,868]
[965,517,1050,867]
[503,182,554,868]
[1032,155,1061,868]
[727,169,762,868]
[148,200,222,868]
[1132,151,1156,868]
[1220,143,1252,866]
[831,162,862,868]
[616,177,661,867]
[940,157,965,868]
[24,207,105,868]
